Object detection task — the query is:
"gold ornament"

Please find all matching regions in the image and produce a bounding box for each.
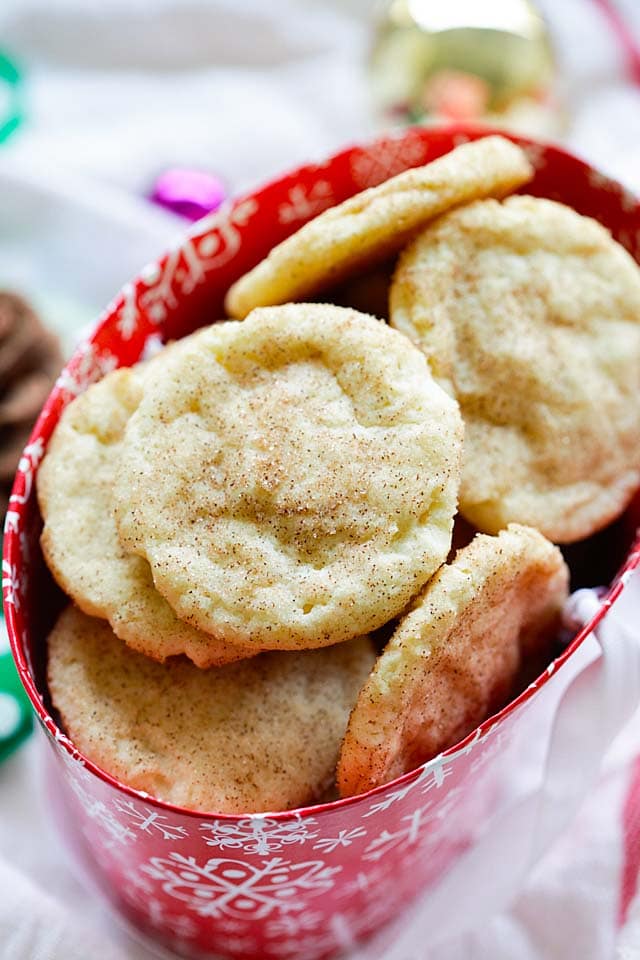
[370,0,563,136]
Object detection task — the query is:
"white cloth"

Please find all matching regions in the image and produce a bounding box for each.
[2,2,640,958]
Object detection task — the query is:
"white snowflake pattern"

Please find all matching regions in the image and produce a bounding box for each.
[265,909,323,938]
[362,759,452,818]
[199,816,319,855]
[139,198,257,322]
[138,246,182,321]
[363,807,432,863]
[312,826,366,853]
[140,332,165,361]
[7,438,45,509]
[349,135,429,189]
[363,723,499,817]
[3,510,19,535]
[62,769,136,849]
[342,866,389,897]
[2,560,21,610]
[141,853,341,920]
[113,798,188,840]
[192,197,258,265]
[56,341,118,398]
[363,784,468,864]
[277,181,334,225]
[115,283,139,340]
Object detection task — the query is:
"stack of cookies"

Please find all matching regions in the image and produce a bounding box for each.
[41,136,640,812]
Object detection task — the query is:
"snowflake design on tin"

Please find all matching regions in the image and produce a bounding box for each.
[7,438,45,510]
[142,853,341,920]
[140,331,165,361]
[192,197,258,266]
[362,758,452,818]
[199,816,319,855]
[363,723,499,817]
[342,865,389,897]
[139,198,257,322]
[265,909,323,938]
[363,807,433,863]
[277,181,335,225]
[56,341,118,398]
[363,784,468,864]
[349,136,429,189]
[312,826,367,853]
[2,560,21,610]
[115,282,139,340]
[138,246,188,321]
[113,798,188,841]
[60,760,136,849]
[3,510,19,535]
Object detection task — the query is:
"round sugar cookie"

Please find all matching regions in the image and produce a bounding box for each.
[47,605,376,813]
[37,363,252,668]
[390,195,640,542]
[337,524,568,797]
[114,304,463,650]
[225,136,533,319]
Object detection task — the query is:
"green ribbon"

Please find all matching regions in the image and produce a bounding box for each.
[0,51,23,145]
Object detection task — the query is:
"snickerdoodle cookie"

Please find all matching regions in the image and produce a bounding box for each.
[114,304,463,650]
[390,195,640,542]
[38,364,253,668]
[337,524,568,797]
[48,605,375,813]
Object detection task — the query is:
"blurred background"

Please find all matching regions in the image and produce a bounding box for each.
[0,0,639,353]
[2,2,640,957]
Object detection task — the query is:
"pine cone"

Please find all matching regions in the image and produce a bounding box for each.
[0,292,63,519]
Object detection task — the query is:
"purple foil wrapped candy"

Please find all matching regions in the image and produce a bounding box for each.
[150,168,226,221]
